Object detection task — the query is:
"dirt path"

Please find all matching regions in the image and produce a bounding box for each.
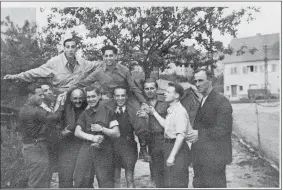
[51,135,279,188]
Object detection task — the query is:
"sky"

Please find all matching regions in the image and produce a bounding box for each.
[1,1,281,48]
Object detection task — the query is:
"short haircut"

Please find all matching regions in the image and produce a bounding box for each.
[194,68,214,80]
[143,78,158,89]
[29,84,42,95]
[168,82,184,98]
[63,38,77,47]
[101,45,118,55]
[85,85,102,95]
[113,86,128,95]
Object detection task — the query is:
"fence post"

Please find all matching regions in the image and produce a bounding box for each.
[255,101,262,156]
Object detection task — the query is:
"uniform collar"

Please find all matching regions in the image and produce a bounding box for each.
[103,62,119,71]
[62,53,80,66]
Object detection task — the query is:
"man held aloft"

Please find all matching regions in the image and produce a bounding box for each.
[71,45,151,161]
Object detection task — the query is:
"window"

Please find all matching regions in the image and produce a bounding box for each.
[233,67,237,74]
[239,86,243,91]
[230,66,238,75]
[272,64,277,72]
[243,66,247,74]
[247,65,254,72]
[260,65,264,72]
[226,86,230,91]
[254,66,258,73]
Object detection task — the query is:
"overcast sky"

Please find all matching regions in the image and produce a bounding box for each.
[1,1,281,48]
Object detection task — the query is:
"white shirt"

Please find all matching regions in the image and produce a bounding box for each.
[115,106,126,114]
[164,101,192,139]
[201,96,208,107]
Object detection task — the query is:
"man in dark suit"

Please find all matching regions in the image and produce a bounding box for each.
[187,68,233,188]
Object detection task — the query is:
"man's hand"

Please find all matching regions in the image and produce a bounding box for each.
[61,127,72,137]
[166,155,175,167]
[3,74,17,80]
[136,110,149,119]
[141,103,149,112]
[91,135,104,143]
[186,130,198,143]
[91,124,103,132]
[147,106,156,115]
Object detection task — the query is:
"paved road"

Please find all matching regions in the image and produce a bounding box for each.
[50,135,279,188]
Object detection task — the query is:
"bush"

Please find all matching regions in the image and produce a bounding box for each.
[1,124,28,188]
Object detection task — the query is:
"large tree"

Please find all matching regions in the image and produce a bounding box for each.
[43,6,259,77]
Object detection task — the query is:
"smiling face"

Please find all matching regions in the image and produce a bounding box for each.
[41,85,54,102]
[114,88,127,107]
[86,90,101,108]
[144,82,157,99]
[64,40,77,58]
[70,89,84,108]
[194,70,212,95]
[103,50,117,66]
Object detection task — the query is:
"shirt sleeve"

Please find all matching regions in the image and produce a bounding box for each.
[15,60,54,82]
[72,69,101,89]
[174,109,190,137]
[83,59,103,73]
[125,71,147,104]
[77,112,86,132]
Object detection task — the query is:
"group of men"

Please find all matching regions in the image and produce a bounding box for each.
[4,36,233,188]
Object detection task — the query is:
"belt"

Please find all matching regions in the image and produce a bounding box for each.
[23,137,47,144]
[164,138,176,143]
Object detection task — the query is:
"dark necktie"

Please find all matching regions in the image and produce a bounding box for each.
[67,62,75,73]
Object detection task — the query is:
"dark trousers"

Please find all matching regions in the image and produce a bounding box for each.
[58,136,82,188]
[163,141,190,188]
[22,141,52,188]
[148,133,165,188]
[193,163,227,188]
[74,142,114,188]
[113,137,138,169]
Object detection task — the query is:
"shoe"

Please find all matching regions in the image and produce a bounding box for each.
[139,147,152,162]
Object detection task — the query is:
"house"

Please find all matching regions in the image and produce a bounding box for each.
[223,33,280,100]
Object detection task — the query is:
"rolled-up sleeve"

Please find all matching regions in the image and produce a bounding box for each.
[174,109,190,137]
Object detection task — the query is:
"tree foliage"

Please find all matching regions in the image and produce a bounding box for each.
[44,6,259,77]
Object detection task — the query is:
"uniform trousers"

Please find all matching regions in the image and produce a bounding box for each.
[148,133,165,188]
[74,142,114,188]
[163,140,190,188]
[21,141,52,188]
[58,135,82,188]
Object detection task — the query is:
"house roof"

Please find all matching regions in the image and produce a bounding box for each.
[223,33,280,64]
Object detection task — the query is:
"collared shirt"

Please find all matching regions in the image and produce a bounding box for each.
[15,53,102,89]
[147,95,168,134]
[74,63,147,104]
[115,106,126,114]
[19,104,63,143]
[164,101,192,139]
[201,96,208,107]
[77,103,117,134]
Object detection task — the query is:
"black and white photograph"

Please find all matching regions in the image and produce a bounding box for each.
[0,1,281,188]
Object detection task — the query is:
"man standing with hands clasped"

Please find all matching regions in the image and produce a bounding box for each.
[147,82,192,188]
[187,68,233,188]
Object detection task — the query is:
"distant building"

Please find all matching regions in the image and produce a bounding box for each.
[223,33,280,100]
